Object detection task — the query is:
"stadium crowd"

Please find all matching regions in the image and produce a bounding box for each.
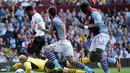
[0,0,130,6]
[0,5,130,63]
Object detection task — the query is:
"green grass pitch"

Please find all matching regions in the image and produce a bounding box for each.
[1,67,130,73]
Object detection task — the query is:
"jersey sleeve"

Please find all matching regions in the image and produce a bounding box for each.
[91,11,102,24]
[24,62,32,73]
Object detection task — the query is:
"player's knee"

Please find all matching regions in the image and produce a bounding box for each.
[89,49,103,62]
[59,60,67,67]
[66,56,76,63]
[67,58,77,65]
[69,60,77,66]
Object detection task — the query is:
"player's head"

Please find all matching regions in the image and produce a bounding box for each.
[48,6,57,19]
[80,1,90,14]
[19,55,27,64]
[25,6,33,17]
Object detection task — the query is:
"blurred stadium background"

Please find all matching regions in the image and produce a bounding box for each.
[0,0,130,73]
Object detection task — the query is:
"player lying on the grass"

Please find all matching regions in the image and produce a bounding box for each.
[13,55,86,73]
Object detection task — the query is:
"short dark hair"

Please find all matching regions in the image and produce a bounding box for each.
[25,6,33,12]
[48,6,57,16]
[80,2,90,14]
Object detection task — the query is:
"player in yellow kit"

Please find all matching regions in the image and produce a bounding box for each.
[13,55,86,73]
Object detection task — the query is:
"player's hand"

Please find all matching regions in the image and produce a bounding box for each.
[12,63,21,70]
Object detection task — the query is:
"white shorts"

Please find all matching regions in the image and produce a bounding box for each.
[48,40,74,57]
[89,33,109,51]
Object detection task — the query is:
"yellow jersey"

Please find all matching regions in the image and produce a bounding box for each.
[24,57,50,73]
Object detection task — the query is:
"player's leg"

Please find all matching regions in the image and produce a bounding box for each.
[96,49,110,73]
[94,33,110,73]
[64,41,94,73]
[44,47,62,69]
[44,60,56,72]
[76,47,91,64]
[107,57,121,72]
[66,56,94,73]
[89,33,120,71]
[50,67,86,73]
[63,67,86,73]
[95,55,121,70]
[77,46,91,64]
[73,35,101,68]
[27,36,45,56]
[34,36,45,54]
[59,54,100,72]
[75,36,97,65]
[86,52,120,71]
[45,59,86,73]
[43,42,63,69]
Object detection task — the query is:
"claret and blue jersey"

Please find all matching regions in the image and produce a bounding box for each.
[51,16,66,41]
[91,11,109,34]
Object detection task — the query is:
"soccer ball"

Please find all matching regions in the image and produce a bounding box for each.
[15,68,25,73]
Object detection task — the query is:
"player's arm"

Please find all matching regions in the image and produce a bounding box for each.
[38,26,54,35]
[38,21,55,35]
[78,24,99,30]
[25,68,31,73]
[13,63,23,69]
[24,62,32,73]
[35,16,54,35]
[79,11,101,30]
